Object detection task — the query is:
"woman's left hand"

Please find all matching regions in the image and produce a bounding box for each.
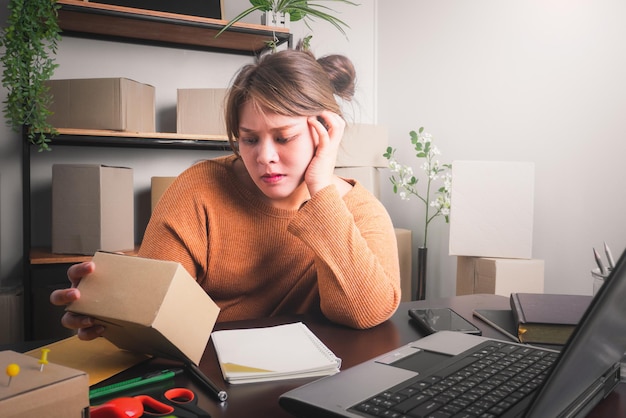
[305,110,345,196]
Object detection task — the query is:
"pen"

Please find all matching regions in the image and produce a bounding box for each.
[593,248,606,274]
[604,241,615,270]
[186,361,228,402]
[89,368,183,401]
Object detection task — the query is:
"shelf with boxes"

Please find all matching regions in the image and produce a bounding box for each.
[19,0,286,341]
[21,83,232,341]
[22,129,229,341]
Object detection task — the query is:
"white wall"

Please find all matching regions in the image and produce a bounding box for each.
[378,0,626,297]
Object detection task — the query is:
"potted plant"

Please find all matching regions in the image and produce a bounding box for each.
[1,0,61,151]
[384,127,453,300]
[216,0,358,40]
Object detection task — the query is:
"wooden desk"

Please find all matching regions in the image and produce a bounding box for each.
[92,294,625,417]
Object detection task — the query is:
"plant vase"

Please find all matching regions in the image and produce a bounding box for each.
[416,247,428,300]
[261,11,290,28]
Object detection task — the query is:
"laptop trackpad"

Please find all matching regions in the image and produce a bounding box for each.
[377,346,451,374]
[393,349,451,373]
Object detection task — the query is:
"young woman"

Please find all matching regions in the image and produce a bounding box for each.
[50,49,401,339]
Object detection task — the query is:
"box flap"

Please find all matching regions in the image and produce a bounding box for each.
[68,252,177,324]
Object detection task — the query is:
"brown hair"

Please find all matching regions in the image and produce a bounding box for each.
[224,49,356,153]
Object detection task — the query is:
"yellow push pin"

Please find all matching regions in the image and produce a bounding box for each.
[6,363,20,386]
[38,348,50,372]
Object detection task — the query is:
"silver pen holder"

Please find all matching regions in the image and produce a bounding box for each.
[591,267,610,296]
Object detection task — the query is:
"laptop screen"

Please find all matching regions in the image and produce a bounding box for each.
[526,249,626,417]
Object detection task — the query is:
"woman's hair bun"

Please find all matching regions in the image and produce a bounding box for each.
[317,54,356,101]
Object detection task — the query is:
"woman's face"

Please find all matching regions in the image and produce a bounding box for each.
[237,101,317,209]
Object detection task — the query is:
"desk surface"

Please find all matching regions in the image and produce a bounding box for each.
[94,294,626,417]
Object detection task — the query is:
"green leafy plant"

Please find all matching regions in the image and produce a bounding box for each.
[384,127,452,248]
[1,0,61,151]
[216,0,358,40]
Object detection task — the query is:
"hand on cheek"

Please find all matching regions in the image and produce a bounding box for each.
[305,112,344,196]
[309,118,321,149]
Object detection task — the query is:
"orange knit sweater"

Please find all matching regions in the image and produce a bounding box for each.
[139,154,401,329]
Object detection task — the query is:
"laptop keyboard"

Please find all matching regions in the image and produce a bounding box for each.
[349,340,559,418]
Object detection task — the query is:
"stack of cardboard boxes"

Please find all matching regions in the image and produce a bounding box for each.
[449,161,545,297]
[47,77,157,255]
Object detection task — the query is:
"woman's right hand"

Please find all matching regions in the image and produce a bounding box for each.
[49,261,105,340]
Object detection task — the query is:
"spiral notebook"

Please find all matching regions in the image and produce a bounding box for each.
[211,322,342,384]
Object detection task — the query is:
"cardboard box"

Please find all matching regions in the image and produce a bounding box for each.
[0,350,89,418]
[456,256,544,297]
[336,124,389,168]
[67,251,220,365]
[395,228,413,302]
[52,164,134,255]
[334,166,382,198]
[46,77,155,132]
[449,161,535,259]
[177,88,227,135]
[151,176,177,212]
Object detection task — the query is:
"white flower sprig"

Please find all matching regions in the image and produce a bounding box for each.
[383,127,452,248]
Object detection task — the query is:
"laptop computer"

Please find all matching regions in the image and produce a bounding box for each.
[280,249,626,418]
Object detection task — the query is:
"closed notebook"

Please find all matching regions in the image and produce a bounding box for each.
[509,293,592,345]
[211,322,341,384]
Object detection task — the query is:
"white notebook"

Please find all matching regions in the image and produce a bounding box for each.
[211,322,342,384]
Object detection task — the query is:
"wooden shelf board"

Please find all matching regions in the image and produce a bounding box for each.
[57,0,291,54]
[56,128,227,141]
[39,128,231,150]
[30,247,139,265]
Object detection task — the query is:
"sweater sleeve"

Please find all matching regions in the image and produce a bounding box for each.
[287,184,401,329]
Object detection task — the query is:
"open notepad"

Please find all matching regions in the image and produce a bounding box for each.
[211,322,341,384]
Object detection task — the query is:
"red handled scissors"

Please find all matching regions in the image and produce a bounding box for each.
[90,387,210,417]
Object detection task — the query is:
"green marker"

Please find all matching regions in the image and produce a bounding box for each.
[89,368,183,401]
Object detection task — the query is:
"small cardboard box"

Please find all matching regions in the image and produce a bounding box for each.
[46,77,155,132]
[151,176,177,212]
[336,124,389,168]
[334,166,382,198]
[0,350,89,418]
[52,164,134,255]
[177,88,227,135]
[456,256,544,297]
[394,228,413,302]
[67,251,220,365]
[449,161,535,259]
